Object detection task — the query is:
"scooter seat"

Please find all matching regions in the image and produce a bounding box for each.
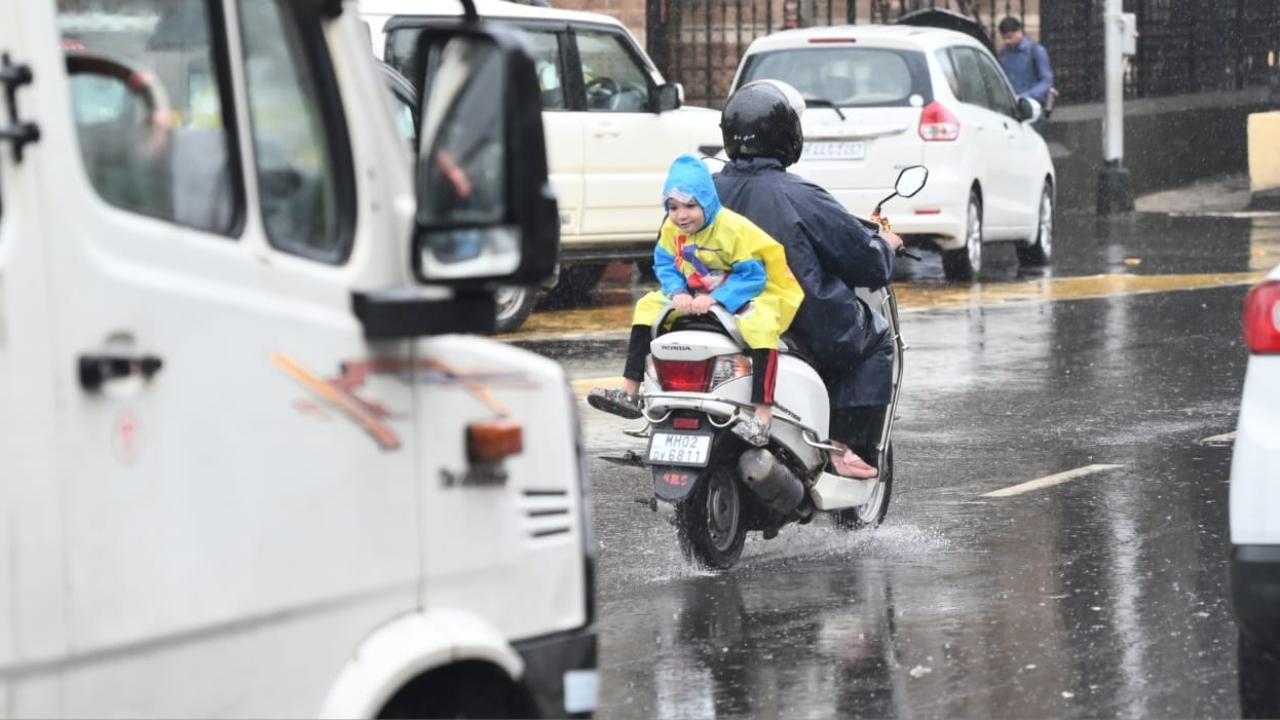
[661,316,816,366]
[779,332,818,367]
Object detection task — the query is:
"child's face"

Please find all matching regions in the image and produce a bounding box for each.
[666,198,705,234]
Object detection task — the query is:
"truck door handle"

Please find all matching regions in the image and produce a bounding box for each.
[78,354,163,391]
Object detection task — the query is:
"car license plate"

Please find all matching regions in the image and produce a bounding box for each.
[647,431,712,467]
[802,140,866,161]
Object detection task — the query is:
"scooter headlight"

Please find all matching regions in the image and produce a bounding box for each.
[709,354,752,391]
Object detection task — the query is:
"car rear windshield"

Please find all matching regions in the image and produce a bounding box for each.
[737,47,931,107]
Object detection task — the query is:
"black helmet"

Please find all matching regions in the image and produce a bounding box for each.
[720,79,807,167]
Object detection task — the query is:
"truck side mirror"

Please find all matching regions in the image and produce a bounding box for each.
[412,27,559,287]
[655,82,683,112]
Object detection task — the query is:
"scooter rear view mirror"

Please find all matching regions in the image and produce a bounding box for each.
[894,165,929,198]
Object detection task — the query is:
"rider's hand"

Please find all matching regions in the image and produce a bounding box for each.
[880,230,904,252]
[690,295,718,314]
[672,293,694,313]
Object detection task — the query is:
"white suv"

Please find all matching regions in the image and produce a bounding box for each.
[364,0,724,330]
[729,24,1055,280]
[1231,267,1280,715]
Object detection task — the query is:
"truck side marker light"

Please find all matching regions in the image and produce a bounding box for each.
[468,420,523,462]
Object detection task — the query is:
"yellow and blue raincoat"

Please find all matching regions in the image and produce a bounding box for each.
[633,155,803,350]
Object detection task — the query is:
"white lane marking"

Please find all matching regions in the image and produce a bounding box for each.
[1199,431,1237,445]
[982,464,1124,498]
[1169,211,1280,219]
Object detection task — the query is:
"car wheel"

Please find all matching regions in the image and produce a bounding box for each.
[493,285,537,334]
[1017,183,1054,267]
[636,258,657,283]
[1239,631,1280,718]
[545,263,607,306]
[942,190,982,281]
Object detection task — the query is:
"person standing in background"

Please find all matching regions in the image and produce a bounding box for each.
[997,16,1056,122]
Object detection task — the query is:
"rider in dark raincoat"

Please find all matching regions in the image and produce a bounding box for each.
[713,80,903,476]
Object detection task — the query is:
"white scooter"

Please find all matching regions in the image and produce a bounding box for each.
[635,166,928,569]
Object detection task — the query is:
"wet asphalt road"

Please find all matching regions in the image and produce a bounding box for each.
[520,211,1279,718]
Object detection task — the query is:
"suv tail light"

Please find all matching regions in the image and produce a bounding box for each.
[653,358,714,392]
[919,101,960,141]
[1243,279,1280,354]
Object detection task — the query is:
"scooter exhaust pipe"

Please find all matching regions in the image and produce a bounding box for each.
[739,448,808,517]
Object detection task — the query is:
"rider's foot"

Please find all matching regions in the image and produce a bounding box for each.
[830,448,878,479]
[731,414,771,447]
[587,388,643,419]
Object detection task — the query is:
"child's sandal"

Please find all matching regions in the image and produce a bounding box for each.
[586,388,644,419]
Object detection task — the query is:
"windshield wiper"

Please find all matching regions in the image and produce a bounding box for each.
[802,96,846,121]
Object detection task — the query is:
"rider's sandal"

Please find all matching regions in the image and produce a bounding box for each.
[829,448,879,479]
[586,388,644,420]
[730,414,771,447]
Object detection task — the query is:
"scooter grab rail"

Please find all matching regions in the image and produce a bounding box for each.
[650,302,745,346]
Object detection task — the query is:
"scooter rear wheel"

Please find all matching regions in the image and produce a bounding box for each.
[676,464,746,570]
[834,444,893,531]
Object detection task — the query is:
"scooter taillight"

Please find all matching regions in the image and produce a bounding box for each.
[653,358,715,392]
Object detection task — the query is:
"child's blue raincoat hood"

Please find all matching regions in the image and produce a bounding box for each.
[662,154,721,231]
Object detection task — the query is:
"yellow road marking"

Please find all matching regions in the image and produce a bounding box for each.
[892,270,1266,312]
[571,375,627,396]
[503,270,1268,342]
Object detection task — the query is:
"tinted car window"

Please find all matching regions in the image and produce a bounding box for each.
[386,24,567,112]
[976,51,1018,118]
[57,0,239,234]
[574,30,651,112]
[948,47,990,110]
[934,48,962,98]
[739,47,923,107]
[526,30,567,110]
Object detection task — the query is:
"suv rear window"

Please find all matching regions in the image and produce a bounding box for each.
[737,47,930,108]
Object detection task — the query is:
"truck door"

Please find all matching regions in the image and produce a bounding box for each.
[30,0,418,710]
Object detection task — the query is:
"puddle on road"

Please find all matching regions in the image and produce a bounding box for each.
[601,518,955,591]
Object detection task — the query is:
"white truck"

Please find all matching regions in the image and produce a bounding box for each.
[0,0,595,717]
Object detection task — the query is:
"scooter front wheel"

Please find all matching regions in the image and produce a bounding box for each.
[676,464,746,570]
[835,444,893,531]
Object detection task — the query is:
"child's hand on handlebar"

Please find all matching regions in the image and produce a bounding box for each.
[672,293,694,313]
[690,295,718,314]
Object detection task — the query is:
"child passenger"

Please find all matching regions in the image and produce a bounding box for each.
[587,154,804,446]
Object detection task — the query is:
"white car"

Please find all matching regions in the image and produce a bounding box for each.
[729,23,1055,280]
[363,0,724,330]
[1230,267,1280,714]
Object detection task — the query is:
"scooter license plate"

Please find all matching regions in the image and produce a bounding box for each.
[647,431,712,467]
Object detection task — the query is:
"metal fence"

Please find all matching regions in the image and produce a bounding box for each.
[645,0,1280,109]
[1043,0,1280,104]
